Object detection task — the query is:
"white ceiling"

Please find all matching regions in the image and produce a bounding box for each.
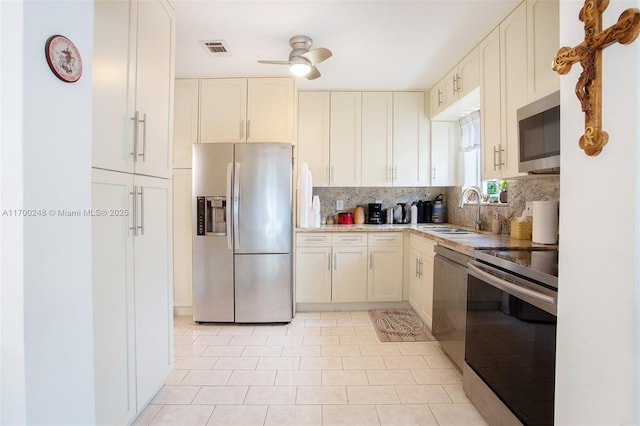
[173,0,520,91]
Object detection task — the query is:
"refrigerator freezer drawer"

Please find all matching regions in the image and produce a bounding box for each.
[234,253,292,323]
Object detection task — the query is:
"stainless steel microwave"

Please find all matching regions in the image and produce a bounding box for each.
[517,91,560,174]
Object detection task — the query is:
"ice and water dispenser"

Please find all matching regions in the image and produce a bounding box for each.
[196,196,227,236]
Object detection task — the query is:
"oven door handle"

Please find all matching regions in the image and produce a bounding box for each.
[468,261,556,307]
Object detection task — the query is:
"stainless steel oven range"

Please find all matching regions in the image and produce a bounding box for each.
[464,247,558,426]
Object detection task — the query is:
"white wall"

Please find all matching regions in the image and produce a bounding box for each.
[0,0,26,424]
[556,0,639,424]
[1,1,96,424]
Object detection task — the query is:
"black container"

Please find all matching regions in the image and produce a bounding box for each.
[424,200,433,223]
[367,203,383,224]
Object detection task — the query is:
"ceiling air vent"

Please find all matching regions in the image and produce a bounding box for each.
[200,40,229,55]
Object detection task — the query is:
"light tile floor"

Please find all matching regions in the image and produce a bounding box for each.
[134,312,488,426]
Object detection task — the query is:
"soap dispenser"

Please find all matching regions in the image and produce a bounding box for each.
[491,211,502,234]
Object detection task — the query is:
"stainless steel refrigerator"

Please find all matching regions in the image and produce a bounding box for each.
[192,143,293,323]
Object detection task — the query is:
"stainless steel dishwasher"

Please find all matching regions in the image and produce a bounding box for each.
[432,245,469,371]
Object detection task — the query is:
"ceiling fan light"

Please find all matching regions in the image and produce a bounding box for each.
[289,57,311,76]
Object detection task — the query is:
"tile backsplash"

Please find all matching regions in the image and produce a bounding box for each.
[312,186,448,222]
[310,175,559,232]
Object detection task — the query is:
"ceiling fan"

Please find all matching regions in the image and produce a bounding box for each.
[258,35,332,80]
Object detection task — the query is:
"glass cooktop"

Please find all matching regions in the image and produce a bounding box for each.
[471,247,558,288]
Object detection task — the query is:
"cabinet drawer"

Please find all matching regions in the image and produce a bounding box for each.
[368,232,403,247]
[332,233,367,246]
[296,233,331,247]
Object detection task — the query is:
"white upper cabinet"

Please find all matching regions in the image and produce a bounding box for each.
[173,79,199,168]
[527,0,560,101]
[199,79,247,143]
[479,27,504,181]
[430,48,479,119]
[480,2,528,180]
[431,121,458,186]
[500,2,528,179]
[330,92,362,187]
[393,92,428,186]
[362,92,394,187]
[297,92,331,186]
[93,0,174,178]
[247,78,295,143]
[199,78,295,144]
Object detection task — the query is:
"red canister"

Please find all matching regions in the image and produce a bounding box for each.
[338,212,353,224]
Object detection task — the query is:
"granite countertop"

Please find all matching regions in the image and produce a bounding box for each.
[296,223,554,255]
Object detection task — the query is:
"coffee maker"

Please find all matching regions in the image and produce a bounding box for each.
[367,203,382,224]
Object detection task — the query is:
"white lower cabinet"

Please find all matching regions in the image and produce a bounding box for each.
[295,232,403,304]
[92,169,173,425]
[367,233,404,302]
[409,234,436,328]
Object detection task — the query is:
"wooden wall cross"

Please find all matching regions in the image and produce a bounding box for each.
[552,0,640,156]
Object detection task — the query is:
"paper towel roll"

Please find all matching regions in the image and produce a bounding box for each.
[532,200,558,244]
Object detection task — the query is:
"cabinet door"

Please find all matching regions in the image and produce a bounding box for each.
[443,68,459,109]
[200,79,247,143]
[479,27,503,181]
[92,169,136,426]
[393,92,428,186]
[527,0,560,101]
[408,247,422,312]
[173,170,192,311]
[297,92,330,186]
[500,2,528,179]
[368,246,403,302]
[332,246,367,302]
[295,246,332,303]
[173,79,199,168]
[330,92,362,187]
[431,121,457,186]
[247,78,295,143]
[92,0,135,174]
[134,0,174,178]
[430,79,447,118]
[133,175,173,409]
[458,49,480,99]
[361,92,393,187]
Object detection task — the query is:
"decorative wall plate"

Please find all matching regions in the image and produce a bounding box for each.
[45,35,82,83]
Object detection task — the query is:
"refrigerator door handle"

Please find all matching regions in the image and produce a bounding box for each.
[233,161,240,250]
[226,162,233,249]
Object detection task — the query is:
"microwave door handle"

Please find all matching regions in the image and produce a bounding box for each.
[233,162,240,250]
[468,262,556,306]
[226,163,233,249]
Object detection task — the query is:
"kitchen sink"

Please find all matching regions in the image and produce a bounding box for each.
[420,226,473,234]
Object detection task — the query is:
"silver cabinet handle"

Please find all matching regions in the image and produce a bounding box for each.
[226,163,233,249]
[305,237,326,242]
[498,144,505,168]
[369,253,373,270]
[432,166,436,180]
[415,258,419,278]
[437,89,443,106]
[246,119,251,139]
[456,74,462,94]
[138,186,144,235]
[419,258,423,277]
[129,186,137,236]
[333,253,337,270]
[493,146,499,170]
[138,112,147,162]
[328,252,331,270]
[452,74,457,94]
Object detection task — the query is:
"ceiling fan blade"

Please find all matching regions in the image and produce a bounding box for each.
[300,48,332,66]
[305,66,321,80]
[257,60,289,65]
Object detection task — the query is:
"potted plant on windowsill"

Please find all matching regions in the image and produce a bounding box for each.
[499,180,508,203]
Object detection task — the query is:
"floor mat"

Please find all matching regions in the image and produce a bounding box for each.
[368,309,435,342]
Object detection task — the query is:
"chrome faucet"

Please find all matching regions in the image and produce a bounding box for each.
[459,186,482,230]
